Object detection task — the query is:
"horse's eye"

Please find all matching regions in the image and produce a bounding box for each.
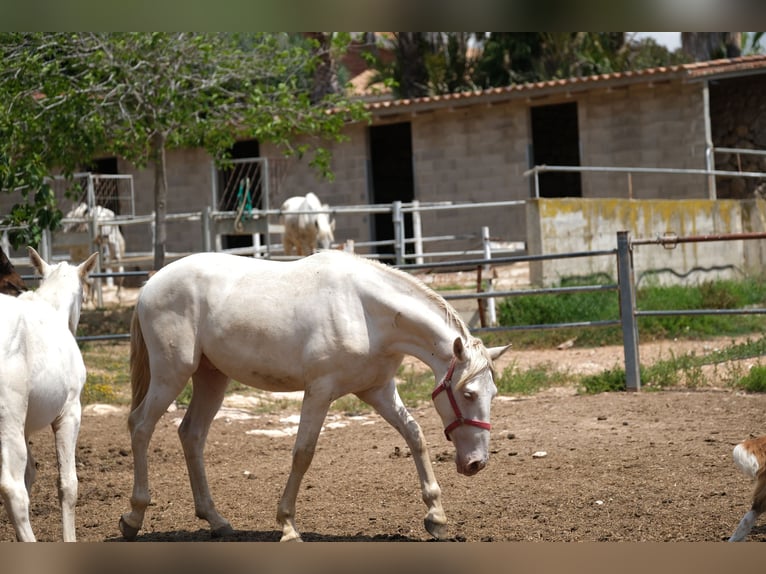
[463,391,476,401]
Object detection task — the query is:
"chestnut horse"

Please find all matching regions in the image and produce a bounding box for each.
[0,246,26,296]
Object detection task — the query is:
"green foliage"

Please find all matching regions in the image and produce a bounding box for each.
[396,365,438,408]
[0,32,369,253]
[497,276,766,348]
[735,365,766,393]
[495,361,569,395]
[636,278,766,338]
[580,367,627,394]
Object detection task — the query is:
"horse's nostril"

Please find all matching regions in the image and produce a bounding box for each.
[468,460,486,474]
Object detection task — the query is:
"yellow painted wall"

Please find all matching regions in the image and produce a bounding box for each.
[526,198,755,286]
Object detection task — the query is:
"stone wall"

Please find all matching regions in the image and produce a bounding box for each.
[710,74,766,199]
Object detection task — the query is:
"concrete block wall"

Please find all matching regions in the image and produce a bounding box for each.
[526,197,751,287]
[579,82,710,200]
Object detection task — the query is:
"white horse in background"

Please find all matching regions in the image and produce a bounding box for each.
[118,250,510,542]
[63,202,125,294]
[280,192,335,256]
[0,247,98,541]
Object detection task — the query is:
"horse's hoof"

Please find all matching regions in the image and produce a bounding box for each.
[424,517,449,540]
[211,524,235,538]
[119,516,140,541]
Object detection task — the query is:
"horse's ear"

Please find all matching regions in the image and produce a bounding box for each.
[79,251,99,278]
[27,246,49,276]
[488,344,512,361]
[453,337,466,361]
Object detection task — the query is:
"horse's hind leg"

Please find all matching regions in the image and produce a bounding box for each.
[178,366,233,537]
[120,377,185,540]
[0,428,36,541]
[356,380,448,540]
[52,403,82,542]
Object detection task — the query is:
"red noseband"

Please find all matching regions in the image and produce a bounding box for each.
[431,357,491,441]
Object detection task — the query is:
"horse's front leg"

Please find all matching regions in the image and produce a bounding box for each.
[178,369,232,537]
[277,386,333,542]
[52,404,82,542]
[357,380,448,540]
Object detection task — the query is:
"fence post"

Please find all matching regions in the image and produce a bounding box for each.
[412,200,423,265]
[202,205,211,252]
[392,200,404,265]
[482,226,496,326]
[617,230,641,391]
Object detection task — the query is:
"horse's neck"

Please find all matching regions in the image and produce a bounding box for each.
[25,284,80,334]
[371,272,466,372]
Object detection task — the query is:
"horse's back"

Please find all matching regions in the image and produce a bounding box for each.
[0,295,85,432]
[135,252,392,390]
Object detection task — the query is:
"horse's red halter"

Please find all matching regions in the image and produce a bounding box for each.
[431,357,491,441]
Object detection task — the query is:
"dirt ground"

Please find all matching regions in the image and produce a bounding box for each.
[3,266,766,543]
[2,337,765,543]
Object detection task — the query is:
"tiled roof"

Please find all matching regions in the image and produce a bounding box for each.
[359,54,766,115]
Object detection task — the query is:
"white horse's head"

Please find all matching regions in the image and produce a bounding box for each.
[26,246,98,334]
[315,205,335,250]
[431,337,510,476]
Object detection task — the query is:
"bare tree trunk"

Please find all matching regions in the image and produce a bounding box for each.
[151,132,168,270]
[395,32,430,98]
[307,32,339,104]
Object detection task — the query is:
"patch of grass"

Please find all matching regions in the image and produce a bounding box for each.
[495,361,570,395]
[80,342,131,405]
[496,276,766,348]
[733,365,766,393]
[331,395,372,415]
[579,367,627,394]
[396,365,437,408]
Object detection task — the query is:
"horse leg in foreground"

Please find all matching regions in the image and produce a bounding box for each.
[355,380,448,539]
[0,247,97,541]
[729,436,766,541]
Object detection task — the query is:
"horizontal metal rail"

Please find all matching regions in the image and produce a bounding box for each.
[443,283,617,301]
[474,319,621,334]
[636,308,766,317]
[632,231,766,246]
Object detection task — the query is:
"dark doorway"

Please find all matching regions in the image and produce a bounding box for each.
[218,139,261,250]
[86,157,120,213]
[368,122,414,262]
[90,157,118,175]
[530,102,582,198]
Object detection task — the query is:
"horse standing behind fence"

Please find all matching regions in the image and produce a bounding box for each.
[118,250,510,542]
[0,245,26,296]
[0,247,97,541]
[63,202,125,296]
[280,192,335,256]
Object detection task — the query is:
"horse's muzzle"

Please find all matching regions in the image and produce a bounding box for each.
[458,457,487,476]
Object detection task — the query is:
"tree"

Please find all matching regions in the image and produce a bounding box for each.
[681,32,742,61]
[368,32,686,96]
[0,32,368,268]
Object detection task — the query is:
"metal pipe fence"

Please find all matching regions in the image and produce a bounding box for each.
[10,204,766,393]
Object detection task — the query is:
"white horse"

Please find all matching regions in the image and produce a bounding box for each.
[63,202,125,293]
[0,247,98,541]
[280,192,335,256]
[118,250,510,542]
